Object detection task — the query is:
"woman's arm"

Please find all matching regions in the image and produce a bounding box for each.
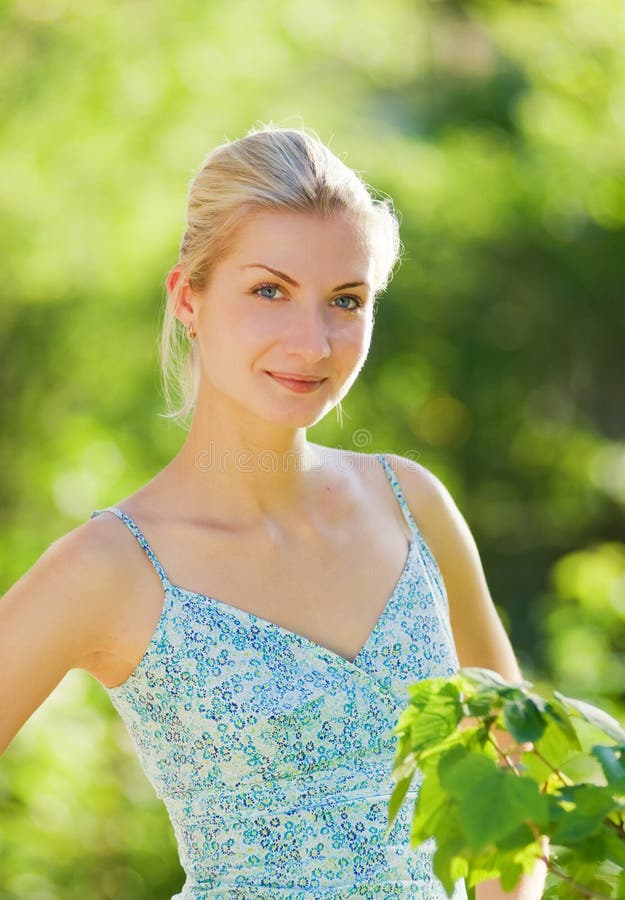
[387,454,548,900]
[0,520,122,755]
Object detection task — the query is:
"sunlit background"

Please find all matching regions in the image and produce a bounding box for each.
[1,1,624,897]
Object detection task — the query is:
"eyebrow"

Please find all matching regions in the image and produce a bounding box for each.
[242,263,369,293]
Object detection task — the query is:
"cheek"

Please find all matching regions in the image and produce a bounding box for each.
[203,305,273,349]
[243,315,283,341]
[339,317,373,354]
[234,305,287,341]
[211,303,373,357]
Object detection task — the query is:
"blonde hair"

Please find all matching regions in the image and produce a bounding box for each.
[158,124,402,429]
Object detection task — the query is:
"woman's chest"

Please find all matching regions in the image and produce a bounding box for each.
[94,505,414,688]
[157,519,412,662]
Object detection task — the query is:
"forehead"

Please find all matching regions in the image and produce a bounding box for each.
[224,209,374,281]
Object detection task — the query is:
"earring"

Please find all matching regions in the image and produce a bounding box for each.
[188,323,196,340]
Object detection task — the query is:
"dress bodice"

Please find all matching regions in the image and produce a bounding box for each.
[89,453,467,899]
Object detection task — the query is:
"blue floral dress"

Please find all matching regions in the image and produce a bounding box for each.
[90,453,467,899]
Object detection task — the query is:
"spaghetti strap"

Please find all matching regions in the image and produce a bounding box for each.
[375,453,421,538]
[375,453,449,607]
[89,506,171,587]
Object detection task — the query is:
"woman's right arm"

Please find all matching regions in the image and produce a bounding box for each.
[0,520,122,755]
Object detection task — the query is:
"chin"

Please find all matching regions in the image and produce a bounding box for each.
[262,400,335,429]
[269,411,328,429]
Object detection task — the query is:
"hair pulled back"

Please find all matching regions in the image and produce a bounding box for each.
[159,124,401,428]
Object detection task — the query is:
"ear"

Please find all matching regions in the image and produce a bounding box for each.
[166,264,199,326]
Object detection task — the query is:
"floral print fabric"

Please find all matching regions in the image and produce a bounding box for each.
[89,453,467,899]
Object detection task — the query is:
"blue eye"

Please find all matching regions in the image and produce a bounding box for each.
[333,295,362,311]
[252,282,363,312]
[256,283,282,299]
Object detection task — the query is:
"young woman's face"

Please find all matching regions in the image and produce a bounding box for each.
[193,210,376,428]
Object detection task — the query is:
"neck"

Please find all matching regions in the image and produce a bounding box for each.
[160,398,333,524]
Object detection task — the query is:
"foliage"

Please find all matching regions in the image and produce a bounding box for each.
[544,544,625,709]
[1,0,624,895]
[389,668,625,899]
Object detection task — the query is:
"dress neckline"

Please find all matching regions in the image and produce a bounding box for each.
[95,452,423,689]
[165,536,416,669]
[105,533,417,692]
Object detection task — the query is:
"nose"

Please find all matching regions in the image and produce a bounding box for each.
[283,306,331,362]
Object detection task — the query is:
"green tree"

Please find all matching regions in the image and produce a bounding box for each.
[1,0,624,895]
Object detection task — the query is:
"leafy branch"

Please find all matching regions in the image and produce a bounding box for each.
[387,668,625,899]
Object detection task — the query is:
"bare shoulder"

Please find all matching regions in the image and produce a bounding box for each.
[382,451,481,582]
[0,513,139,752]
[2,512,138,666]
[42,511,136,597]
[381,452,457,536]
[384,453,522,678]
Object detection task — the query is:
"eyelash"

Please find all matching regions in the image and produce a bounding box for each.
[252,282,364,313]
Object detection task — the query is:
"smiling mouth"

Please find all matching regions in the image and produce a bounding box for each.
[266,372,328,392]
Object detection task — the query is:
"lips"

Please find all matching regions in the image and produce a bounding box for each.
[268,372,325,382]
[266,372,327,392]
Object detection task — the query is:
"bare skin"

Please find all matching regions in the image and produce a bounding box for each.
[83,445,423,689]
[0,208,544,898]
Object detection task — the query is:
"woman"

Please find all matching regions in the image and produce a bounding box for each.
[0,127,545,898]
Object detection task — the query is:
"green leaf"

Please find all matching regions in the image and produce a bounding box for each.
[562,860,602,891]
[437,743,471,782]
[502,696,547,743]
[496,822,536,851]
[407,677,447,703]
[591,744,625,790]
[549,783,619,843]
[591,880,619,898]
[432,839,468,898]
[533,715,581,774]
[499,861,524,892]
[465,856,501,890]
[542,699,581,747]
[465,837,542,891]
[387,769,418,831]
[554,882,588,900]
[554,691,625,743]
[569,828,625,869]
[410,764,458,845]
[519,747,554,784]
[463,686,506,718]
[603,828,625,867]
[438,751,549,851]
[405,682,464,752]
[461,667,532,694]
[393,705,419,736]
[391,749,418,783]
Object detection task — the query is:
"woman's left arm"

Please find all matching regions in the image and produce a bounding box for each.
[388,454,548,900]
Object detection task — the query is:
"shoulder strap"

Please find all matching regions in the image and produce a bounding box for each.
[89,507,171,587]
[375,453,421,537]
[375,453,451,608]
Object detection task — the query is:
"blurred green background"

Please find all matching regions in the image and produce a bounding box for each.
[1,0,624,897]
